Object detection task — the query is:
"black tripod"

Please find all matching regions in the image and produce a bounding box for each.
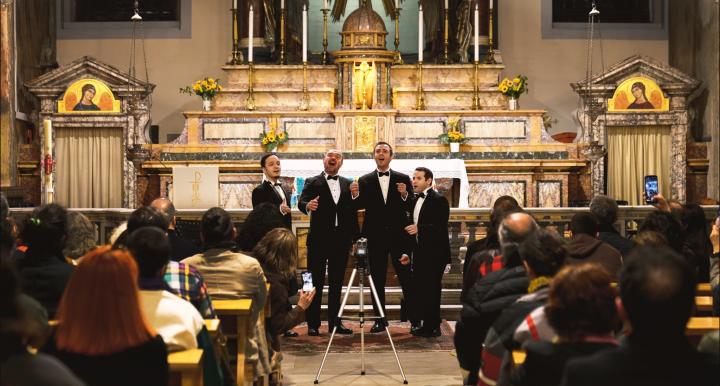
[314,238,408,384]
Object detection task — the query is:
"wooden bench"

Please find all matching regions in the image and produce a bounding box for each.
[686,317,719,336]
[696,296,713,313]
[697,283,712,296]
[204,319,220,339]
[169,349,204,386]
[213,299,254,386]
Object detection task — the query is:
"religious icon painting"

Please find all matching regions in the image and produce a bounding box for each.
[57,78,121,113]
[608,76,669,112]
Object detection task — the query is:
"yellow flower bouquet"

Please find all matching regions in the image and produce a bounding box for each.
[498,75,528,99]
[259,129,289,152]
[438,117,468,144]
[179,77,223,100]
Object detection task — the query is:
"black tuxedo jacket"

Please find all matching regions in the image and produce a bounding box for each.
[411,189,451,266]
[252,180,292,229]
[298,173,359,248]
[356,169,413,240]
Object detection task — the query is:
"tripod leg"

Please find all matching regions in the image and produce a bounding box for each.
[366,274,409,384]
[314,268,358,384]
[358,267,365,375]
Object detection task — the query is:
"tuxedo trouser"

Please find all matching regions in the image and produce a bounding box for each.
[306,229,350,329]
[412,261,445,330]
[367,234,413,318]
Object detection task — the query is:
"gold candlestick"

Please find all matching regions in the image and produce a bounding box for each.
[298,61,310,111]
[394,7,403,64]
[485,7,497,64]
[322,8,329,65]
[228,7,243,64]
[416,61,426,110]
[443,7,449,64]
[471,60,480,110]
[246,63,256,110]
[279,7,286,65]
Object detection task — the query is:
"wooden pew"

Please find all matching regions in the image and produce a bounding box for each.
[204,319,220,339]
[213,299,253,386]
[697,283,712,296]
[696,296,713,313]
[169,349,204,386]
[686,317,719,336]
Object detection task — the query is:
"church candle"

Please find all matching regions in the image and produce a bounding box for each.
[418,5,423,62]
[490,0,493,9]
[43,119,52,156]
[395,0,399,8]
[248,5,253,62]
[233,0,236,9]
[445,0,449,9]
[281,0,284,9]
[474,2,479,62]
[302,4,307,62]
[324,0,328,10]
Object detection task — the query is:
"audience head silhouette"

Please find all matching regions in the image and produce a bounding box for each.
[519,228,567,278]
[252,227,298,279]
[0,261,46,358]
[0,193,8,219]
[21,203,68,259]
[589,195,618,226]
[201,207,236,248]
[127,226,171,279]
[64,211,97,260]
[569,212,598,237]
[236,202,285,252]
[638,210,684,254]
[498,211,538,267]
[150,198,177,228]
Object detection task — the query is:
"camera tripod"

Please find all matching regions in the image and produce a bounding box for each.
[313,245,408,384]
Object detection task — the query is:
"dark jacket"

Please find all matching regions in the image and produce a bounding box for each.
[264,271,305,352]
[566,234,623,277]
[168,228,201,262]
[511,340,617,386]
[561,335,718,386]
[597,225,635,257]
[44,334,169,386]
[252,180,292,229]
[18,254,74,318]
[355,169,413,242]
[410,189,451,266]
[454,265,529,373]
[297,173,359,248]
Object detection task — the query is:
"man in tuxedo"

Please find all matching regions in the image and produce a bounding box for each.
[298,149,359,336]
[404,167,450,338]
[352,142,414,333]
[252,153,292,229]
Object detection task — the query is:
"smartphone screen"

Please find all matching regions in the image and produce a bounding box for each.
[301,271,314,292]
[644,175,659,203]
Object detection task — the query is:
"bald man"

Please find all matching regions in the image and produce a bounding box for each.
[150,198,200,261]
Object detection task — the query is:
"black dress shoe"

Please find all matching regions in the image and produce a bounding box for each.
[308,328,320,336]
[283,330,299,338]
[410,322,423,335]
[333,322,353,335]
[370,321,386,333]
[417,328,441,338]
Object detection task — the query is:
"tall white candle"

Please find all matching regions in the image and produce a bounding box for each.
[490,0,493,9]
[281,0,284,9]
[233,0,237,9]
[43,119,52,155]
[418,5,423,62]
[395,0,399,8]
[473,2,479,62]
[302,4,308,62]
[248,5,254,62]
[445,0,449,9]
[323,0,328,10]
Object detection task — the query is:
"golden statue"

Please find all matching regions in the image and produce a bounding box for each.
[352,61,376,109]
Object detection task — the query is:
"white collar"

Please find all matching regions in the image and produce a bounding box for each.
[418,187,432,197]
[262,175,279,184]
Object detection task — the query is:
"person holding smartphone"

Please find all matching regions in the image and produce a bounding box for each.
[298,149,359,336]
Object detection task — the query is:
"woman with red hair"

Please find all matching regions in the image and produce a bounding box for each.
[44,246,168,386]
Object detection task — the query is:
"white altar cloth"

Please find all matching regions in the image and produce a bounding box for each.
[281,159,470,208]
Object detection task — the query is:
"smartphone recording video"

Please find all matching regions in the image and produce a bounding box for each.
[644,175,658,204]
[301,271,314,292]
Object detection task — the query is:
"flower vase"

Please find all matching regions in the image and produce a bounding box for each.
[508,97,518,111]
[450,142,460,153]
[265,143,277,153]
[202,98,213,112]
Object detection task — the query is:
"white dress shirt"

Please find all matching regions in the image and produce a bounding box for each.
[325,173,341,226]
[378,170,390,203]
[413,187,431,225]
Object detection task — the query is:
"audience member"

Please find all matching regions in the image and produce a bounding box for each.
[252,228,314,358]
[116,206,215,318]
[454,212,538,385]
[633,230,669,247]
[17,204,74,317]
[510,264,618,386]
[566,212,623,277]
[561,247,717,386]
[589,195,635,256]
[682,203,713,281]
[480,228,567,386]
[236,202,286,253]
[44,246,168,386]
[150,198,200,261]
[639,210,699,273]
[63,212,97,262]
[1,262,82,386]
[108,222,127,246]
[1,218,15,262]
[182,207,271,379]
[710,218,719,315]
[0,193,9,219]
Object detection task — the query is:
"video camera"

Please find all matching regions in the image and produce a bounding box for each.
[353,237,369,268]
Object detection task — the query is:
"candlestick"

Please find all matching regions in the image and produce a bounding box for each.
[394,5,403,64]
[279,6,286,64]
[246,63,256,110]
[473,2,479,62]
[418,5,423,62]
[443,3,449,64]
[248,5,254,62]
[302,4,307,63]
[322,7,329,64]
[416,61,426,110]
[227,3,242,65]
[485,1,497,64]
[298,61,310,111]
[471,60,480,110]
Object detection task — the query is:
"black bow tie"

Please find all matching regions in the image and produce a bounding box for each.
[326,175,338,180]
[416,192,426,198]
[269,181,281,187]
[378,171,390,177]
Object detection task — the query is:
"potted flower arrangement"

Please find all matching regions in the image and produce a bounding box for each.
[180,77,223,111]
[259,128,289,152]
[438,117,467,153]
[498,75,528,110]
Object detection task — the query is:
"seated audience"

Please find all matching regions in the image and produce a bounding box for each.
[455,211,537,385]
[479,228,568,386]
[589,195,635,256]
[150,198,200,261]
[710,219,719,315]
[182,207,271,379]
[1,217,15,262]
[633,230,669,247]
[44,246,168,386]
[1,262,82,386]
[17,204,74,318]
[115,206,215,318]
[236,202,286,253]
[639,210,699,274]
[682,203,713,281]
[510,264,618,386]
[561,247,717,386]
[0,193,8,219]
[63,212,97,263]
[566,212,623,277]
